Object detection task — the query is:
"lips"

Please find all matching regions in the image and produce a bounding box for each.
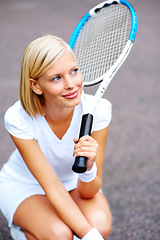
[62,90,79,99]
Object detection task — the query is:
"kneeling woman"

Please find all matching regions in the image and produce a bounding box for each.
[0,35,112,240]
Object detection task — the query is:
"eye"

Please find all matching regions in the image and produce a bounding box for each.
[51,76,61,82]
[71,68,79,75]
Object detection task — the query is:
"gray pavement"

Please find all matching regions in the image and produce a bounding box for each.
[0,0,160,239]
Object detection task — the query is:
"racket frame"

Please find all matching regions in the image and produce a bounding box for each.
[69,0,137,172]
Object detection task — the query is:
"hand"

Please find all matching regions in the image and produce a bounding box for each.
[73,135,98,171]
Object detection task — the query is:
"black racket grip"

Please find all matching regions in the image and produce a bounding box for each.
[72,113,93,173]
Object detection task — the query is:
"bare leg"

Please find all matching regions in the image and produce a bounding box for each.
[13,191,111,240]
[13,195,73,240]
[70,190,112,239]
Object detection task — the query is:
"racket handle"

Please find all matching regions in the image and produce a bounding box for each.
[72,113,93,173]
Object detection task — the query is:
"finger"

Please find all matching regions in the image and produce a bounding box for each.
[79,135,97,143]
[73,137,79,144]
[74,141,98,151]
[73,150,94,158]
[73,137,98,159]
[73,146,97,159]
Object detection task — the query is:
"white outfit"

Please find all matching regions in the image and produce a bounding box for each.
[0,93,111,239]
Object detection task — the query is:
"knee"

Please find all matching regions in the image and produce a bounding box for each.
[51,224,73,240]
[91,211,112,239]
[98,215,112,239]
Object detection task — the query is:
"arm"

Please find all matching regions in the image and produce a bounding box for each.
[10,135,93,238]
[74,126,109,199]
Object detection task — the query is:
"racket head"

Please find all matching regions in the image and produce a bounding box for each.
[69,0,137,87]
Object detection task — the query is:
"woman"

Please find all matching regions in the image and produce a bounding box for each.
[0,35,112,240]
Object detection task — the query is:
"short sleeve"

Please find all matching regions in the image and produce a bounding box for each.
[92,97,112,131]
[81,93,112,132]
[4,101,35,139]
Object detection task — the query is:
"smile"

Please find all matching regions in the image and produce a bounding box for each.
[62,90,79,99]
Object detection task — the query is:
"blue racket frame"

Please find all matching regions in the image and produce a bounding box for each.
[69,0,137,50]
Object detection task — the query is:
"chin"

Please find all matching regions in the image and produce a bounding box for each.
[70,97,81,108]
[68,94,81,108]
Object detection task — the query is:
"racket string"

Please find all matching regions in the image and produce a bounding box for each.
[73,4,132,84]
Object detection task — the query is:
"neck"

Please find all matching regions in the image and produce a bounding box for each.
[43,106,75,140]
[44,104,75,124]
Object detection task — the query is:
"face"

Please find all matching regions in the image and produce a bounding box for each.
[31,46,83,111]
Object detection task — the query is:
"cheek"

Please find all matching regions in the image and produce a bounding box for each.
[77,73,83,87]
[44,84,63,97]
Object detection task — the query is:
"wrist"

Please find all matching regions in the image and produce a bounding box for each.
[78,162,97,182]
[82,228,104,240]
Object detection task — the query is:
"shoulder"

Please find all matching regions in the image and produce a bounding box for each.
[82,93,111,109]
[82,93,112,131]
[4,100,35,139]
[4,100,31,123]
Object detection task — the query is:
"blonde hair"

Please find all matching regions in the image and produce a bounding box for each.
[19,34,68,117]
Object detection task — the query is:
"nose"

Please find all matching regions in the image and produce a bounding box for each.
[64,75,74,89]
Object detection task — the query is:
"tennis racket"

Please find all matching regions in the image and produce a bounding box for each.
[69,0,137,173]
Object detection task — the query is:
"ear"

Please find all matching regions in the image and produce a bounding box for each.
[30,79,43,95]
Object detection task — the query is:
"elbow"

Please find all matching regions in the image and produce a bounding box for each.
[79,190,98,199]
[77,178,102,199]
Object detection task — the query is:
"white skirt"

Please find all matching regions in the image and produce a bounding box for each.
[0,173,45,227]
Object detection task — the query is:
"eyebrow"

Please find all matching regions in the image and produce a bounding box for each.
[48,64,78,78]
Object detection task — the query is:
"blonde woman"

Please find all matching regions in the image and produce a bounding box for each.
[0,35,112,240]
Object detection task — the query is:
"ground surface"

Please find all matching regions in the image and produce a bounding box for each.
[0,0,160,239]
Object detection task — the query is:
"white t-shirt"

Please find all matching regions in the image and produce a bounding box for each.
[3,93,112,191]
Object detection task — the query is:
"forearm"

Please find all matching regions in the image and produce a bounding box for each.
[44,176,93,238]
[76,161,102,198]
